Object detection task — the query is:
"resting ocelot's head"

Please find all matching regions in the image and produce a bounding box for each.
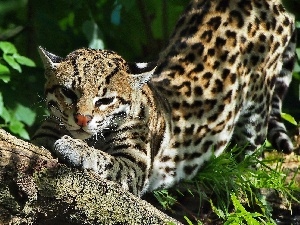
[38,47,155,140]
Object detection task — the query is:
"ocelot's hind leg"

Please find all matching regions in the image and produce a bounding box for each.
[232,101,269,159]
[267,30,296,154]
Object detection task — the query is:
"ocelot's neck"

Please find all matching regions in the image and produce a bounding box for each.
[140,83,168,155]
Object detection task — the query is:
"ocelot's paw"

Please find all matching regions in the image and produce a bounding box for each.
[54,135,98,171]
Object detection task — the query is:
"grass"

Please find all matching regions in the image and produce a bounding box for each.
[153,144,300,224]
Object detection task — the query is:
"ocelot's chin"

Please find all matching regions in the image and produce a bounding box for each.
[69,129,93,140]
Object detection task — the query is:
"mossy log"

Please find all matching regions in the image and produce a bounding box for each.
[0,129,181,225]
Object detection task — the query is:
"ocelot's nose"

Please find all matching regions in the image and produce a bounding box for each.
[75,114,93,127]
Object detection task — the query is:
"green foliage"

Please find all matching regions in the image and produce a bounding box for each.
[215,193,274,225]
[281,113,298,125]
[154,146,300,224]
[184,216,203,225]
[0,41,36,139]
[24,0,191,60]
[0,41,35,76]
[153,189,177,210]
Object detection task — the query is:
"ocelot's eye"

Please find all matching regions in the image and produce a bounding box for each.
[95,97,115,107]
[61,87,77,102]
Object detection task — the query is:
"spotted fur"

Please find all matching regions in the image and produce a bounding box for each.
[33,0,295,196]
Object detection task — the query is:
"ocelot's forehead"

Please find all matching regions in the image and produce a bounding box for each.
[49,49,130,95]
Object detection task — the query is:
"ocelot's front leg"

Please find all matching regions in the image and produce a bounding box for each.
[53,135,146,196]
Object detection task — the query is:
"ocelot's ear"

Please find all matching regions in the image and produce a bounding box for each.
[128,62,157,88]
[38,46,63,70]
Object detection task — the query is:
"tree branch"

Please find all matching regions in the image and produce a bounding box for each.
[0,129,181,225]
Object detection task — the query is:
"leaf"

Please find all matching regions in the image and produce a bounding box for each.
[14,54,36,67]
[296,48,300,59]
[264,140,272,148]
[0,64,10,74]
[59,12,75,31]
[184,216,194,225]
[167,223,177,225]
[111,4,122,25]
[89,39,105,50]
[281,113,297,125]
[0,107,11,124]
[153,190,177,210]
[3,54,21,72]
[82,20,105,50]
[230,194,262,225]
[0,73,10,83]
[8,118,23,133]
[16,127,30,140]
[0,41,17,54]
[0,92,3,115]
[210,200,226,219]
[0,64,10,83]
[0,97,12,124]
[8,118,29,140]
[293,61,300,73]
[13,103,36,126]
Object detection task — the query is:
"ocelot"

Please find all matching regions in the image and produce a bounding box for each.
[32,0,296,196]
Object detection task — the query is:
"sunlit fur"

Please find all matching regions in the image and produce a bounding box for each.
[33,0,295,196]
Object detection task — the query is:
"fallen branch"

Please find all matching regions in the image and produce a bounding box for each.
[0,129,181,225]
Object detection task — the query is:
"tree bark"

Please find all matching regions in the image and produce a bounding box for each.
[0,129,181,225]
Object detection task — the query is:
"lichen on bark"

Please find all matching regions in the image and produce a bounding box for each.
[0,129,181,225]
